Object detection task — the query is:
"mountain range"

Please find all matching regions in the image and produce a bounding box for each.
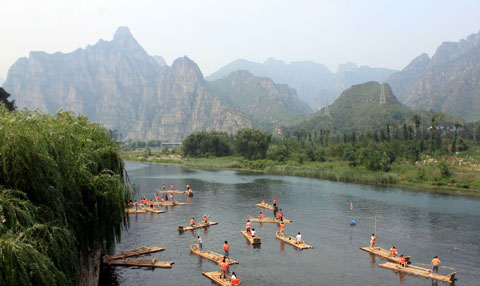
[387,30,480,122]
[288,81,463,134]
[207,58,397,110]
[3,27,310,140]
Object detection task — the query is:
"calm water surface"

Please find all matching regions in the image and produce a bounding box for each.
[106,162,480,285]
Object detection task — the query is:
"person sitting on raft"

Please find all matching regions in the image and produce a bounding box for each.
[295,232,302,244]
[231,272,240,285]
[190,218,195,226]
[389,246,398,257]
[251,228,256,237]
[398,254,408,267]
[276,211,283,221]
[134,200,138,210]
[261,199,266,205]
[203,215,208,224]
[149,199,154,208]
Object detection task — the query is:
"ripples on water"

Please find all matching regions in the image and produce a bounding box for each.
[103,162,480,285]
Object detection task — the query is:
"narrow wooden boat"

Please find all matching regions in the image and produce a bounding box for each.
[104,258,174,268]
[190,244,239,265]
[255,203,278,212]
[378,262,456,284]
[179,221,218,232]
[202,271,241,286]
[240,230,261,244]
[246,215,291,224]
[105,246,165,260]
[144,207,166,214]
[157,190,186,194]
[158,201,187,207]
[125,208,146,214]
[360,247,411,263]
[275,232,313,249]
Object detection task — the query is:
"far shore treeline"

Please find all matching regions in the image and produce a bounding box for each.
[123,114,480,192]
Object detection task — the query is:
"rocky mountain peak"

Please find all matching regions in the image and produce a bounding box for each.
[337,62,358,73]
[170,56,204,82]
[403,53,430,71]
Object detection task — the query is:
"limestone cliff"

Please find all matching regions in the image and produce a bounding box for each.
[4,27,252,141]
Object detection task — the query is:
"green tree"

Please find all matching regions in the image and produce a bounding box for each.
[234,129,271,160]
[182,131,232,157]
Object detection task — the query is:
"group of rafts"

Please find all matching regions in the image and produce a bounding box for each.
[360,241,456,284]
[190,198,313,285]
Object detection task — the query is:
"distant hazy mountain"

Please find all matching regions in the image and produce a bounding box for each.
[153,55,167,67]
[387,30,480,121]
[288,81,463,134]
[207,58,397,110]
[4,27,252,141]
[208,70,314,129]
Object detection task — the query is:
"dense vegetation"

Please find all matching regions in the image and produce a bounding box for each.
[0,106,130,285]
[0,88,15,111]
[124,113,480,192]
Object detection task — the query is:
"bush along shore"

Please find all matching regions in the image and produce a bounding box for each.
[122,130,480,196]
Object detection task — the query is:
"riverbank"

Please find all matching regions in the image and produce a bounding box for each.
[121,149,480,196]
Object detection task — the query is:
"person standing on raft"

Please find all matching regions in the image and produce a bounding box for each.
[162,184,166,190]
[431,256,441,273]
[203,215,208,224]
[220,257,229,280]
[246,219,252,234]
[197,235,203,250]
[273,197,278,207]
[223,241,230,257]
[280,222,285,235]
[370,233,376,248]
[259,211,264,219]
[170,184,174,190]
[134,200,138,210]
[190,218,196,227]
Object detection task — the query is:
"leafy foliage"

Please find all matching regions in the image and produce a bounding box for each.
[0,88,15,111]
[0,106,130,285]
[181,131,232,157]
[234,129,271,160]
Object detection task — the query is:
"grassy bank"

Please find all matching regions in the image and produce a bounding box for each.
[122,148,480,196]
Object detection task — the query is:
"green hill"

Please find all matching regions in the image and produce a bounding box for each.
[208,70,313,130]
[289,81,464,134]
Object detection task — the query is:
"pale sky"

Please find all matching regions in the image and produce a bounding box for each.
[1,0,479,79]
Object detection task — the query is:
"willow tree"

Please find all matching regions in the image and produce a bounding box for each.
[0,107,130,286]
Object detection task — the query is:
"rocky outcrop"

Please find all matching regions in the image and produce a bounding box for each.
[4,27,252,140]
[387,30,480,121]
[208,70,313,129]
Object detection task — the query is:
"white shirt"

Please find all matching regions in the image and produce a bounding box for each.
[251,230,256,236]
[296,234,302,241]
[198,237,202,244]
[231,274,236,279]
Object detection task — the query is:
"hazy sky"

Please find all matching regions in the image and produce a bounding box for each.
[1,0,480,79]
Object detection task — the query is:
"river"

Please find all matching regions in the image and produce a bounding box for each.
[102,162,480,285]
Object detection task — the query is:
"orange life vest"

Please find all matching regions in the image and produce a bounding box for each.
[371,235,376,243]
[432,258,440,265]
[274,198,277,204]
[390,248,397,255]
[190,219,195,225]
[261,200,265,204]
[149,200,154,206]
[259,213,264,219]
[204,216,208,223]
[220,262,228,271]
[399,256,406,264]
[170,184,174,189]
[223,243,229,251]
[231,277,240,285]
[280,224,285,231]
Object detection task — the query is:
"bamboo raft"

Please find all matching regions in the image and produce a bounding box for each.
[378,262,456,284]
[202,271,240,286]
[104,246,165,260]
[190,244,239,265]
[255,203,278,211]
[178,221,218,232]
[246,215,291,224]
[144,207,165,214]
[157,201,187,207]
[275,232,313,249]
[125,208,146,214]
[104,258,174,268]
[157,190,186,194]
[360,247,411,263]
[240,230,261,244]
